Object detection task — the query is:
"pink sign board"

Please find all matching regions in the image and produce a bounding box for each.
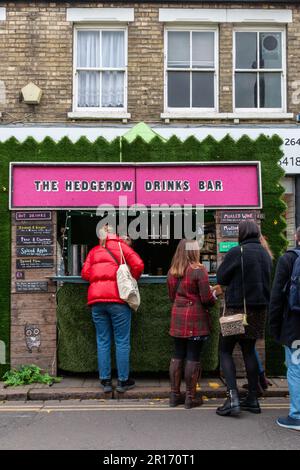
[10,163,261,209]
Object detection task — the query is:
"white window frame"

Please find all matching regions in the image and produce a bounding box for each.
[163,26,219,117]
[69,24,130,120]
[233,26,287,115]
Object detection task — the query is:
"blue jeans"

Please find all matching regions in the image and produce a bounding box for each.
[92,302,132,382]
[285,346,300,420]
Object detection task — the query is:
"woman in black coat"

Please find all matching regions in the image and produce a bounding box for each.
[216,220,272,417]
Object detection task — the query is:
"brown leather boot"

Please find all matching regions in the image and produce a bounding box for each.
[169,358,184,407]
[184,360,203,409]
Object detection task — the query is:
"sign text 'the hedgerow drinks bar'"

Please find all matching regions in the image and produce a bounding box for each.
[10,162,262,209]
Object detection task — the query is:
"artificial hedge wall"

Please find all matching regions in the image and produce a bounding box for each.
[0,133,287,377]
[57,284,221,373]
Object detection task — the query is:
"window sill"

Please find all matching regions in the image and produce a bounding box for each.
[228,112,294,120]
[161,112,227,121]
[161,112,294,121]
[68,111,131,122]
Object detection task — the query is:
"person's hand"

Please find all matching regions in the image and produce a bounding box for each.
[212,284,223,297]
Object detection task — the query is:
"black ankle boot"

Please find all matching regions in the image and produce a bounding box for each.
[240,393,261,414]
[216,390,240,417]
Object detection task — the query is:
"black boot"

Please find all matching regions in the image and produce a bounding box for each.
[169,358,184,407]
[184,361,203,409]
[216,390,241,417]
[240,392,261,414]
[259,371,272,391]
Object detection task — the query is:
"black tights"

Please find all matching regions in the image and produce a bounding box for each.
[220,336,259,393]
[174,338,204,362]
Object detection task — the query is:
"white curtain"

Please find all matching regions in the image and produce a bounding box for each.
[102,32,125,107]
[77,31,100,68]
[78,71,100,107]
[102,31,124,68]
[77,31,100,107]
[77,30,124,108]
[102,72,124,107]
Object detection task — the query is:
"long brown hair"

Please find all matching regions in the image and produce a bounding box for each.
[260,234,273,260]
[169,239,201,278]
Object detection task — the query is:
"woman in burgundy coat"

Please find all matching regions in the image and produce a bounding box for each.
[167,239,216,409]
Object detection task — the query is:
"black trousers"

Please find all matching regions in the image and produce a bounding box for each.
[173,337,205,362]
[220,335,259,393]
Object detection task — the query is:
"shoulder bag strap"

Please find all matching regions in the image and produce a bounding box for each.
[104,247,120,266]
[118,242,127,266]
[240,246,248,326]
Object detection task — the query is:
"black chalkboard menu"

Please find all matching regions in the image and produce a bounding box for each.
[17,235,53,246]
[16,281,48,293]
[220,211,257,223]
[221,224,239,238]
[15,211,52,222]
[16,224,53,237]
[16,246,53,257]
[16,258,54,270]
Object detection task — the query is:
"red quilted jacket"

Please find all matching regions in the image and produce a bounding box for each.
[81,234,144,306]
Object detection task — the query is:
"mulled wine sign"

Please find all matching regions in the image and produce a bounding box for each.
[220,211,257,223]
[221,224,239,238]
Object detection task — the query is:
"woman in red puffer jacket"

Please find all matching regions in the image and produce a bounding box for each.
[82,228,144,393]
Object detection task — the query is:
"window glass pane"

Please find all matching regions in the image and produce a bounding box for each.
[236,32,257,69]
[259,72,281,108]
[168,71,190,107]
[77,31,100,68]
[78,71,100,107]
[102,71,124,107]
[192,32,214,68]
[259,33,282,69]
[168,32,190,68]
[192,72,214,107]
[102,31,125,68]
[235,73,257,108]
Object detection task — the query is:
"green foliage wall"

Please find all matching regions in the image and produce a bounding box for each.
[0,134,287,376]
[57,284,221,373]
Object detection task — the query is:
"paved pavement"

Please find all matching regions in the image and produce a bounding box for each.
[0,376,289,401]
[0,398,298,450]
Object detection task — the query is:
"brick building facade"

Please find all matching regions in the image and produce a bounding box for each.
[0,1,299,375]
[0,1,299,125]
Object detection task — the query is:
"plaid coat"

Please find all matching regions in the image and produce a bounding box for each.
[167,265,216,338]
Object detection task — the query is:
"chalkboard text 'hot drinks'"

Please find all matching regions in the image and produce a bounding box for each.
[15,211,52,221]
